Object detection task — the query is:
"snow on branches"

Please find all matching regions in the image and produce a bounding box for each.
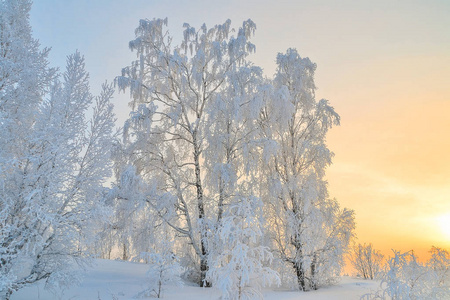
[0,2,116,297]
[114,17,354,294]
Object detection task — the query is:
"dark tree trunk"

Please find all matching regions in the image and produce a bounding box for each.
[310,253,318,290]
[294,262,306,291]
[194,138,211,287]
[200,255,211,287]
[122,243,128,261]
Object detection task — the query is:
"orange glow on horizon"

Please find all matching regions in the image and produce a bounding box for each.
[321,45,450,260]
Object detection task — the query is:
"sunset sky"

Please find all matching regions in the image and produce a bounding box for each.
[30,0,450,259]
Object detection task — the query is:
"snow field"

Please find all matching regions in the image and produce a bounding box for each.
[12,259,380,300]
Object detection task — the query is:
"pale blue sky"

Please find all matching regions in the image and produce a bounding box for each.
[30,0,450,94]
[30,0,450,256]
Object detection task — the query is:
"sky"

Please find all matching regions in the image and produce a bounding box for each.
[29,0,450,259]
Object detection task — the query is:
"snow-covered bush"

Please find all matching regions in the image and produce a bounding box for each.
[365,247,449,299]
[207,196,280,300]
[351,243,384,280]
[133,221,183,299]
[135,251,183,298]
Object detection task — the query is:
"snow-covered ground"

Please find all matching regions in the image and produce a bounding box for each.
[12,259,379,300]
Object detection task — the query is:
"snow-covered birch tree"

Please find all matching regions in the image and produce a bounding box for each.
[259,48,355,291]
[0,2,116,295]
[116,18,261,286]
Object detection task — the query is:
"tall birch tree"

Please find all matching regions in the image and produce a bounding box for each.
[260,48,355,290]
[116,18,262,286]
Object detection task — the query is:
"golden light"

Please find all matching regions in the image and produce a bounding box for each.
[437,213,450,240]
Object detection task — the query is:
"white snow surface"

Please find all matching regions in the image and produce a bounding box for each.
[11,259,380,300]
